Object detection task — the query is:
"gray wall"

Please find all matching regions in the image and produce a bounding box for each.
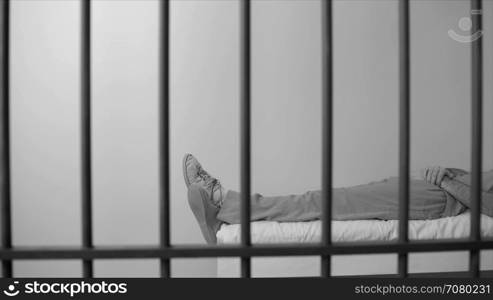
[7,0,493,277]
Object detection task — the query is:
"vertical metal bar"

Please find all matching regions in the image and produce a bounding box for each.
[240,0,251,278]
[320,0,333,278]
[81,0,93,278]
[0,0,11,278]
[159,0,171,278]
[398,0,410,278]
[470,0,482,278]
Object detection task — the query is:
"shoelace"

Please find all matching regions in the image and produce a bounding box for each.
[197,167,223,207]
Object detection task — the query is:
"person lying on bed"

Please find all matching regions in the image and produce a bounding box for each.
[183,153,493,244]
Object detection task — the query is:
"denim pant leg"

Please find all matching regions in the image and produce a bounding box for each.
[217,190,323,224]
[216,178,464,224]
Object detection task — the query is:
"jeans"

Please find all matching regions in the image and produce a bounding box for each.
[217,177,467,224]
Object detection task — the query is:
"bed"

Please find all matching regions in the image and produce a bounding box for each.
[216,211,493,277]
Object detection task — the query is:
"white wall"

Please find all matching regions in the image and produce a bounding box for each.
[6,0,493,277]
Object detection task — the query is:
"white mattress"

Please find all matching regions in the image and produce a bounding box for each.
[216,211,493,277]
[217,211,493,244]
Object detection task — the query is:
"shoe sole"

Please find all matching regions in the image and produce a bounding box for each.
[182,153,193,188]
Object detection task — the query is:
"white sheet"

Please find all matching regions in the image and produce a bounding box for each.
[217,211,493,244]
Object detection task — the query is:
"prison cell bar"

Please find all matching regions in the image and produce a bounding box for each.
[158,0,171,278]
[398,0,410,278]
[321,0,333,278]
[0,0,10,278]
[470,0,483,278]
[240,0,252,278]
[80,0,93,278]
[0,239,493,260]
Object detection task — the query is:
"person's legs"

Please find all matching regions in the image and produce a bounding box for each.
[182,154,466,243]
[217,177,465,224]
